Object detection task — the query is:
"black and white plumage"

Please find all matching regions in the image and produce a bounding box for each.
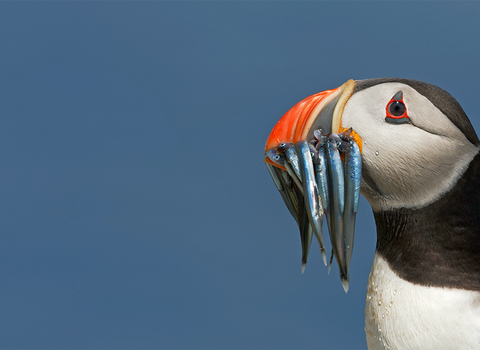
[265,78,480,349]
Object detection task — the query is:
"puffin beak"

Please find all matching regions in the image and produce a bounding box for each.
[265,79,359,160]
[264,79,362,292]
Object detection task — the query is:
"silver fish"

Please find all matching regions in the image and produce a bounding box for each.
[326,133,348,291]
[313,140,331,233]
[265,162,299,224]
[297,186,313,273]
[343,139,362,275]
[295,140,327,266]
[267,145,312,270]
[312,138,335,272]
[266,148,300,219]
[265,129,362,288]
[279,143,303,193]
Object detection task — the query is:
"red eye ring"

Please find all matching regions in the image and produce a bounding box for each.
[385,91,410,124]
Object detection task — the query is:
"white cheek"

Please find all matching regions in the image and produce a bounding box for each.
[342,90,478,210]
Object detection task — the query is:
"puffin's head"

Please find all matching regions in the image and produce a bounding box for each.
[265,78,480,288]
[266,78,479,212]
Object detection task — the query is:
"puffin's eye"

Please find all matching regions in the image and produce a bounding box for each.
[388,101,406,117]
[385,91,410,124]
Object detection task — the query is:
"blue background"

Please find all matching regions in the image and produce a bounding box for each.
[1,2,480,349]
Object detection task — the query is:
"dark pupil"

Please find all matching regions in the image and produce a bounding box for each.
[389,101,405,116]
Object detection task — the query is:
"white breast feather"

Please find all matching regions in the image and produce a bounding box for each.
[365,254,480,349]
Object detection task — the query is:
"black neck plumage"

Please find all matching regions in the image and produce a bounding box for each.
[374,152,480,291]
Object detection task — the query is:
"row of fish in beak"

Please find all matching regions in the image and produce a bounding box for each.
[265,129,362,292]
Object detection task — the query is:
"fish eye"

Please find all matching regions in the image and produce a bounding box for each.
[388,101,406,117]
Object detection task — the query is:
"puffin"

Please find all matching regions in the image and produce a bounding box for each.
[264,78,480,349]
